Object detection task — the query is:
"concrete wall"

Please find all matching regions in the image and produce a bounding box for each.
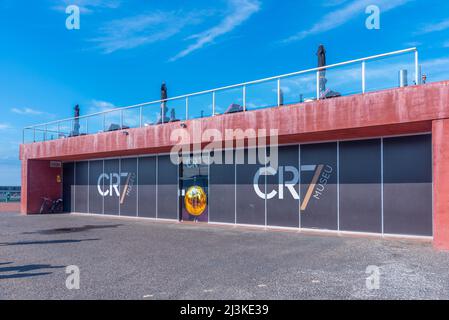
[432,119,449,250]
[20,82,449,161]
[0,202,20,213]
[21,159,62,214]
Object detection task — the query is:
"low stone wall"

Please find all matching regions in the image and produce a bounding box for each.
[0,202,21,213]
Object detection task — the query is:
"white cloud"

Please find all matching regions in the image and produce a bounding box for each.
[11,107,43,115]
[52,0,121,13]
[87,1,259,59]
[416,18,449,35]
[90,10,210,54]
[0,140,19,159]
[0,158,21,185]
[420,57,449,70]
[420,56,449,81]
[0,123,10,130]
[170,0,260,61]
[282,0,412,43]
[403,41,422,47]
[88,100,117,114]
[87,100,145,128]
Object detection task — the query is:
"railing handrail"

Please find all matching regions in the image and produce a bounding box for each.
[23,47,417,130]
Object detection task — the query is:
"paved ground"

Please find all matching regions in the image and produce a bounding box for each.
[1,212,449,299]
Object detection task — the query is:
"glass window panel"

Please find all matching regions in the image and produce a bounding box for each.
[215,87,244,115]
[141,103,160,127]
[122,108,140,129]
[246,80,278,110]
[366,52,416,92]
[280,72,316,105]
[188,93,213,119]
[86,115,104,134]
[104,110,121,132]
[322,63,362,97]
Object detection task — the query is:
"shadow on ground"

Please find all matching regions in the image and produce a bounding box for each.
[0,238,100,246]
[0,263,65,280]
[22,224,122,235]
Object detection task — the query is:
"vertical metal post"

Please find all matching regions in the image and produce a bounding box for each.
[87,160,90,213]
[155,156,158,219]
[316,71,320,100]
[139,106,143,127]
[243,85,246,111]
[136,157,139,217]
[118,158,121,216]
[120,110,123,129]
[414,50,419,85]
[33,127,36,143]
[22,129,25,144]
[103,113,106,132]
[418,65,422,85]
[186,97,189,120]
[277,78,281,106]
[362,61,366,94]
[102,160,104,214]
[337,141,340,231]
[44,125,47,141]
[58,122,60,138]
[86,118,89,135]
[381,138,384,234]
[161,101,165,124]
[298,143,301,229]
[73,162,76,213]
[212,91,216,115]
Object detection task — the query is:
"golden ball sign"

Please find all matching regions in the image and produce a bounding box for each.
[184,185,207,216]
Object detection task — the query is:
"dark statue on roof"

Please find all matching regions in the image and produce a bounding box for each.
[161,82,168,100]
[158,82,171,123]
[316,44,340,99]
[73,104,80,136]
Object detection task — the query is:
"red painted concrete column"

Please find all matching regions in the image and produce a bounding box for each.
[20,159,28,214]
[21,159,62,214]
[433,119,449,250]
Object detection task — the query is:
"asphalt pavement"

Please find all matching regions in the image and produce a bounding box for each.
[1,212,448,299]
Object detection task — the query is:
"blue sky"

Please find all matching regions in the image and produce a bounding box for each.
[0,0,448,185]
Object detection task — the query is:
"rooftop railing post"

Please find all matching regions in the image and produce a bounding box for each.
[418,65,422,85]
[120,110,123,129]
[277,78,281,107]
[316,71,320,100]
[58,122,60,139]
[86,118,89,135]
[415,50,419,85]
[139,106,143,128]
[103,113,106,132]
[362,61,366,94]
[22,129,24,144]
[186,97,189,120]
[212,91,216,115]
[243,85,246,111]
[161,100,165,124]
[33,127,36,143]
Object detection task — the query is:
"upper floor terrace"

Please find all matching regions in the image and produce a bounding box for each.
[21,48,422,145]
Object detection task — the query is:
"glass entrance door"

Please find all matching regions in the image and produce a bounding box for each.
[180,155,209,222]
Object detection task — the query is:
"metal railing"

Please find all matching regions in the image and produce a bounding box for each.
[0,187,21,202]
[23,48,419,144]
